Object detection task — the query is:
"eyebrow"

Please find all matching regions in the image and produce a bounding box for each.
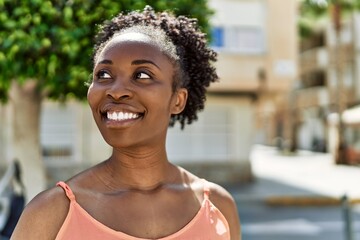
[97,59,113,65]
[132,59,160,70]
[97,59,161,70]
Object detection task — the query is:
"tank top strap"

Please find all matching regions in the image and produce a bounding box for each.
[57,181,76,202]
[202,179,210,200]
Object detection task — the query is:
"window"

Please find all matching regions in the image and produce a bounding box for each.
[40,102,79,166]
[211,26,265,54]
[166,104,237,163]
[211,27,224,48]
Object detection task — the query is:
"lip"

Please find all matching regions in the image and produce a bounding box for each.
[99,104,145,128]
[103,115,143,128]
[101,112,144,129]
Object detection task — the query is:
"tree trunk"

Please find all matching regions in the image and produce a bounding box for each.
[9,80,46,202]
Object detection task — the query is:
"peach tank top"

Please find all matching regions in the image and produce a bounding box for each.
[55,181,230,240]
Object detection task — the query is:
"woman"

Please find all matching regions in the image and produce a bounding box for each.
[12,6,241,240]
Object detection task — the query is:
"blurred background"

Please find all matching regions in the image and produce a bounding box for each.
[1,0,360,239]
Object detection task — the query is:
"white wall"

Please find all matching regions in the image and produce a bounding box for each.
[209,0,265,27]
[167,96,254,164]
[41,101,111,167]
[0,104,12,165]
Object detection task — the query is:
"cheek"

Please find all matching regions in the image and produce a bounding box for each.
[87,84,101,111]
[151,89,173,110]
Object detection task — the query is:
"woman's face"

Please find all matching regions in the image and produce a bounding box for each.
[88,32,187,149]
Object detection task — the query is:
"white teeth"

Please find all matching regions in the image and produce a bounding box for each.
[107,111,139,121]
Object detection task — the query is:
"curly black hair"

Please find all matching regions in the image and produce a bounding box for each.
[93,6,218,129]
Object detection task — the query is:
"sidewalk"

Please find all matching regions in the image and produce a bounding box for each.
[229,145,360,206]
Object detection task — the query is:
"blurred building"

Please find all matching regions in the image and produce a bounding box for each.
[208,0,298,148]
[175,0,298,181]
[0,0,298,185]
[298,11,360,163]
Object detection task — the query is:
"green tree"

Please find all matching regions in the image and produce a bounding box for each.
[298,0,356,38]
[0,0,214,201]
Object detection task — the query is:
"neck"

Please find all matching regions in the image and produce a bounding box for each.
[99,147,178,191]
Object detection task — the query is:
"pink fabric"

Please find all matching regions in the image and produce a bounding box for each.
[55,181,230,240]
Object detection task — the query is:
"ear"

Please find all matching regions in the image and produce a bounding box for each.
[171,88,188,114]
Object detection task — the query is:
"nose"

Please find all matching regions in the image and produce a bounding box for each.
[106,79,133,101]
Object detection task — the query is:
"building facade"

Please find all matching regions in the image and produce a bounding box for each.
[298,11,360,163]
[208,0,298,147]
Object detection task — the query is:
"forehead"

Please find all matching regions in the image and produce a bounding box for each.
[95,32,172,65]
[96,33,165,63]
[95,33,174,74]
[107,32,155,48]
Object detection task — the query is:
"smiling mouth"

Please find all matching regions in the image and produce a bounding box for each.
[104,111,144,121]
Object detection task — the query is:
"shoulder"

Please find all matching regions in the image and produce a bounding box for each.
[11,184,70,240]
[207,181,242,240]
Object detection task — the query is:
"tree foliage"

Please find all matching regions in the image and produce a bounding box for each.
[0,0,214,101]
[298,0,359,38]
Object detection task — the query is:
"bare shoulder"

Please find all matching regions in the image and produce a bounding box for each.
[180,167,242,240]
[206,181,234,205]
[207,181,242,240]
[11,185,69,240]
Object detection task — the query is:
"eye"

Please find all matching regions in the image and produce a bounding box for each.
[135,72,151,79]
[95,70,112,80]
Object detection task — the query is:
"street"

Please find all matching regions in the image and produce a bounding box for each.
[235,178,360,240]
[227,145,360,240]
